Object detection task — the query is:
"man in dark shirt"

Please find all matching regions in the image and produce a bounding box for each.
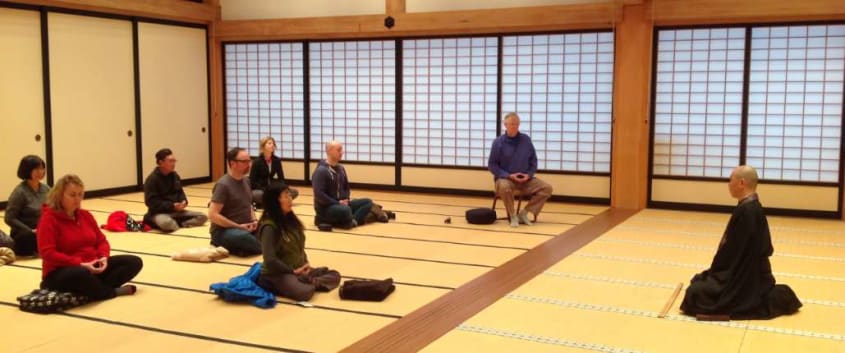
[143,148,207,232]
[488,112,553,227]
[311,141,373,228]
[680,165,802,320]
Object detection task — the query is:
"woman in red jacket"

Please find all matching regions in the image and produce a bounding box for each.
[37,174,143,300]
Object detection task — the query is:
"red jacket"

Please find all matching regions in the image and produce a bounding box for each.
[37,205,110,278]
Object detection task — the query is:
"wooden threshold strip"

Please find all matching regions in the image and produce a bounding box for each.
[340,207,639,353]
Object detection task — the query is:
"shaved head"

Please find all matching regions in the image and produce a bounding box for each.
[728,165,758,199]
[325,140,344,165]
[326,140,341,152]
[733,165,758,190]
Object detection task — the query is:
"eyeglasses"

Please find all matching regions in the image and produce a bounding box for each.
[233,159,252,163]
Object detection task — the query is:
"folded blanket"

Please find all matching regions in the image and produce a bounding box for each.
[339,278,395,302]
[172,246,230,263]
[17,289,90,314]
[210,262,276,308]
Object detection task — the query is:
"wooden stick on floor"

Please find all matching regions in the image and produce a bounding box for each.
[659,282,683,318]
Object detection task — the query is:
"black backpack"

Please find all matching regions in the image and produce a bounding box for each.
[465,208,497,224]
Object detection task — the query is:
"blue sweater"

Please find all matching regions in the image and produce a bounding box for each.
[488,132,538,180]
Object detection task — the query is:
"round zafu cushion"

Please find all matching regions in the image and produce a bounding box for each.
[0,247,14,265]
[465,208,496,225]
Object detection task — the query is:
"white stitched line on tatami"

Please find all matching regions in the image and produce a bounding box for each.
[504,294,845,342]
[596,238,845,263]
[542,271,677,289]
[615,225,845,248]
[628,216,845,236]
[574,253,845,282]
[540,271,845,308]
[457,324,648,353]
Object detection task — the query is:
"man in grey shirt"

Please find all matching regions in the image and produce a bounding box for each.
[208,147,260,256]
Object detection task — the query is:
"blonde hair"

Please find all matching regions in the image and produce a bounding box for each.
[259,136,276,154]
[46,174,84,210]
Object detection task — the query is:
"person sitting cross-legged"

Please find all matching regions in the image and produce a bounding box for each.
[38,174,143,301]
[208,147,261,257]
[311,140,373,229]
[257,182,340,301]
[143,148,207,232]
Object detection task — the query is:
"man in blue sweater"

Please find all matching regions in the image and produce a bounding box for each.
[311,141,373,228]
[488,112,553,227]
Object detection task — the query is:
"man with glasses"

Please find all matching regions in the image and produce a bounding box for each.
[208,147,261,256]
[143,148,207,232]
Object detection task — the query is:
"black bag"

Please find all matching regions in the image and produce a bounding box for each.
[339,278,395,302]
[465,208,496,224]
[17,289,90,314]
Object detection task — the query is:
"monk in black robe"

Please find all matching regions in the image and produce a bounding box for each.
[681,165,802,320]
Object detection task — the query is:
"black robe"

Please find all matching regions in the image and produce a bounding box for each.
[680,194,802,319]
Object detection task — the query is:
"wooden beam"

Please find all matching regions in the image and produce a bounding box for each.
[3,0,217,23]
[215,2,619,41]
[208,2,224,180]
[653,0,845,26]
[386,0,405,15]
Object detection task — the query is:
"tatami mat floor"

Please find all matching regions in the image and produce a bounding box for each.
[0,183,607,352]
[423,209,845,353]
[2,186,841,352]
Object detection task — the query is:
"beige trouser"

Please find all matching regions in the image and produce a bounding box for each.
[495,177,553,218]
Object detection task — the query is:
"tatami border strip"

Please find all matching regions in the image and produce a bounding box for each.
[6,263,403,319]
[85,207,554,248]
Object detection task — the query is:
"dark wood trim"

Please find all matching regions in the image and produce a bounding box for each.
[83,185,143,199]
[1,0,216,24]
[132,20,143,187]
[340,208,637,353]
[346,183,610,205]
[40,7,54,186]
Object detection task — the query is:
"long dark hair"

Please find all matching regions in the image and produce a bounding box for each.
[259,181,303,232]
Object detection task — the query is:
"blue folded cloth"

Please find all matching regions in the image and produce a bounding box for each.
[210,262,276,308]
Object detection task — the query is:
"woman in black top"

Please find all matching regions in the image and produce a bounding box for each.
[249,136,297,208]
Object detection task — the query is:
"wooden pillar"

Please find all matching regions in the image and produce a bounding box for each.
[610,1,652,210]
[208,0,225,179]
[386,0,405,15]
